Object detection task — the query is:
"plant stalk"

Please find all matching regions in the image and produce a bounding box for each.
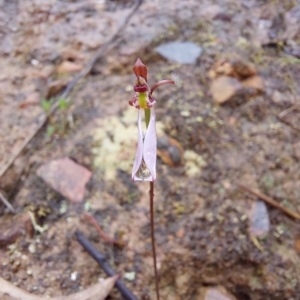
[149,181,160,300]
[145,108,150,128]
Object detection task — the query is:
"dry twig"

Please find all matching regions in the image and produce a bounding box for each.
[0,191,15,213]
[0,275,118,300]
[0,0,144,179]
[84,213,125,247]
[278,103,300,118]
[277,100,300,132]
[238,182,300,220]
[278,116,300,133]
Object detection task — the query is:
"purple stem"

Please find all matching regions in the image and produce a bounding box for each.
[150,181,160,300]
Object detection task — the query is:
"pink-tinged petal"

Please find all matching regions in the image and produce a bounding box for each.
[143,107,157,181]
[147,96,156,108]
[132,110,144,181]
[150,79,175,95]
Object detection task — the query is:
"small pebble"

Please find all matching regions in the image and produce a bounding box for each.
[26,269,32,275]
[71,271,78,281]
[28,244,36,254]
[124,272,136,281]
[155,41,202,65]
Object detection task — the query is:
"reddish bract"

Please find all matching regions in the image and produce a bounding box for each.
[133,58,148,82]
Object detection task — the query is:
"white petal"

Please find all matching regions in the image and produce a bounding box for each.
[143,107,157,181]
[132,110,144,181]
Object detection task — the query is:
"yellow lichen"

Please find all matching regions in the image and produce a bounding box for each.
[92,107,164,180]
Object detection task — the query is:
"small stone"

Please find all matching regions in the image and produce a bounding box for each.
[70,271,78,281]
[248,200,270,237]
[36,157,92,203]
[242,76,264,92]
[31,59,39,66]
[56,61,83,74]
[201,287,236,300]
[210,76,242,104]
[176,228,185,239]
[28,244,36,254]
[157,136,184,167]
[155,41,202,65]
[59,201,68,214]
[180,110,190,117]
[26,269,33,275]
[124,272,136,281]
[0,213,33,247]
[272,91,283,104]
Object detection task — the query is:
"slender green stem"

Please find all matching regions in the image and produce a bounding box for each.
[145,108,150,128]
[149,181,160,300]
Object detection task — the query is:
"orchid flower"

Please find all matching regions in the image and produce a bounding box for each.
[129,58,174,182]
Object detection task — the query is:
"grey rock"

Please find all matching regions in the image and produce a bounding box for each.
[155,41,202,65]
[249,200,270,237]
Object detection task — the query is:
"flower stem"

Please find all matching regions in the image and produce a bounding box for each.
[145,108,150,128]
[149,181,160,300]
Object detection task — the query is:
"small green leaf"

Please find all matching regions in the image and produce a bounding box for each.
[58,97,69,110]
[41,98,53,113]
[46,125,55,137]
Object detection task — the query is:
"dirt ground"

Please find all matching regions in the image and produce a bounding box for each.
[1,0,300,299]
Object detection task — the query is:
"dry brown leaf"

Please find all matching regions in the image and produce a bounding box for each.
[209,58,257,80]
[0,275,119,300]
[208,59,234,79]
[242,76,264,92]
[56,61,83,75]
[46,78,71,98]
[294,234,300,254]
[230,59,257,79]
[19,92,40,109]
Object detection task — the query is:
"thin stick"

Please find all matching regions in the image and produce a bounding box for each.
[238,182,300,220]
[84,213,124,247]
[0,191,15,213]
[277,114,300,133]
[278,103,300,118]
[149,181,160,300]
[0,0,144,179]
[75,230,138,300]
